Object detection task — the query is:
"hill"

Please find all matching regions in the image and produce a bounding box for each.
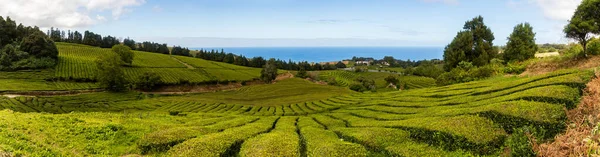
[55,42,263,84]
[318,70,436,90]
[0,69,594,156]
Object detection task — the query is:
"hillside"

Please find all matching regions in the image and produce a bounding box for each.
[0,69,594,156]
[55,42,263,84]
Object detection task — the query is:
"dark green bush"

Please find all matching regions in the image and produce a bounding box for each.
[349,84,366,92]
[135,72,163,91]
[505,127,536,157]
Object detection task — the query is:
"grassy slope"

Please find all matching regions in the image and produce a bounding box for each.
[166,78,354,106]
[55,42,263,84]
[0,69,593,156]
[318,70,436,90]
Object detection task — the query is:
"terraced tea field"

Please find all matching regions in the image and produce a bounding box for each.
[55,42,263,84]
[319,70,436,89]
[0,69,593,156]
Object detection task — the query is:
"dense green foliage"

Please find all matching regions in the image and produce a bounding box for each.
[112,45,134,65]
[504,23,538,62]
[134,72,163,91]
[564,0,600,56]
[443,16,497,71]
[0,16,58,71]
[260,59,278,83]
[95,53,127,91]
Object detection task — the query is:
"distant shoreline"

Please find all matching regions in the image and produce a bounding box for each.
[190,46,444,62]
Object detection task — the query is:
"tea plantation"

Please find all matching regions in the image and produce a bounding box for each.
[0,69,593,156]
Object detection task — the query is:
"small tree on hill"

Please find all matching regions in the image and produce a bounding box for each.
[296,68,308,79]
[261,58,278,83]
[135,72,162,91]
[112,45,134,66]
[335,61,346,68]
[443,16,497,71]
[384,75,399,86]
[96,53,128,92]
[504,23,538,62]
[564,0,600,57]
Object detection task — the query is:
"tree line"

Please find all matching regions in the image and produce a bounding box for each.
[0,16,58,71]
[47,28,179,55]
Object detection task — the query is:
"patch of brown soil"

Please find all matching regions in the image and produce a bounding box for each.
[275,72,294,81]
[522,55,600,76]
[535,72,600,156]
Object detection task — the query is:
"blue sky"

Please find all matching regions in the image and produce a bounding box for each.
[0,0,582,47]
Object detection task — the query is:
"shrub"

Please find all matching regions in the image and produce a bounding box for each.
[349,84,366,92]
[135,72,163,91]
[504,61,527,74]
[169,111,181,116]
[296,68,308,78]
[588,38,600,55]
[95,53,128,92]
[112,45,134,65]
[505,127,536,157]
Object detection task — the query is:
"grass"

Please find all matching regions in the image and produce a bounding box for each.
[318,70,436,90]
[164,78,354,106]
[54,42,263,84]
[0,68,595,156]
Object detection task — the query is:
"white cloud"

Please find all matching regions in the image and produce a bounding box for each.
[420,0,459,5]
[529,0,581,21]
[0,0,145,28]
[152,5,164,12]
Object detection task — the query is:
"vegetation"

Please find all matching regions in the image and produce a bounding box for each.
[0,69,593,156]
[443,16,497,71]
[0,16,58,71]
[504,23,538,62]
[95,53,127,92]
[112,45,134,66]
[260,59,278,83]
[564,0,600,57]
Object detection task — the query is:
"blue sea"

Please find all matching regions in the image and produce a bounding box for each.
[191,47,444,62]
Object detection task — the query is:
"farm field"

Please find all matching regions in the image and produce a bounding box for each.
[55,42,263,84]
[0,69,593,156]
[318,70,436,89]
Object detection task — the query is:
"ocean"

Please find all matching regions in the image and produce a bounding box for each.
[191,47,444,62]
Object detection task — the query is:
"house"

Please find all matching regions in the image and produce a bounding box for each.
[355,60,371,65]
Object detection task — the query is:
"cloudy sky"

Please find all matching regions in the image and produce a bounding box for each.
[0,0,583,47]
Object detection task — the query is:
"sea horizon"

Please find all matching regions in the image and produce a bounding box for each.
[190,46,445,63]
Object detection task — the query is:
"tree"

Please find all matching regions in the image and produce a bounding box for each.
[443,16,496,71]
[112,45,134,65]
[335,61,347,68]
[95,53,127,92]
[20,31,58,59]
[564,0,600,57]
[296,68,308,78]
[260,58,278,83]
[135,72,162,91]
[123,38,136,50]
[504,23,538,62]
[383,56,396,66]
[384,75,399,85]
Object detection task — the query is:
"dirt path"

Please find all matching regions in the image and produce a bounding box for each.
[535,72,600,156]
[171,56,196,69]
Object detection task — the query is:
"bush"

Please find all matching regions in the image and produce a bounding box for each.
[296,68,308,78]
[135,72,163,91]
[505,127,536,157]
[504,61,527,74]
[349,84,366,92]
[112,45,134,65]
[588,38,600,55]
[96,53,128,92]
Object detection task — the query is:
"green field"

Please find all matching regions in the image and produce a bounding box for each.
[318,70,436,90]
[55,42,263,84]
[0,69,593,156]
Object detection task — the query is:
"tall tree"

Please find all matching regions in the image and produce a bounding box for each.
[260,58,278,83]
[112,45,134,65]
[504,23,538,62]
[564,0,600,57]
[95,53,127,92]
[443,16,496,71]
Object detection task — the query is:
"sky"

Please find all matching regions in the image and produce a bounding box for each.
[0,0,583,47]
